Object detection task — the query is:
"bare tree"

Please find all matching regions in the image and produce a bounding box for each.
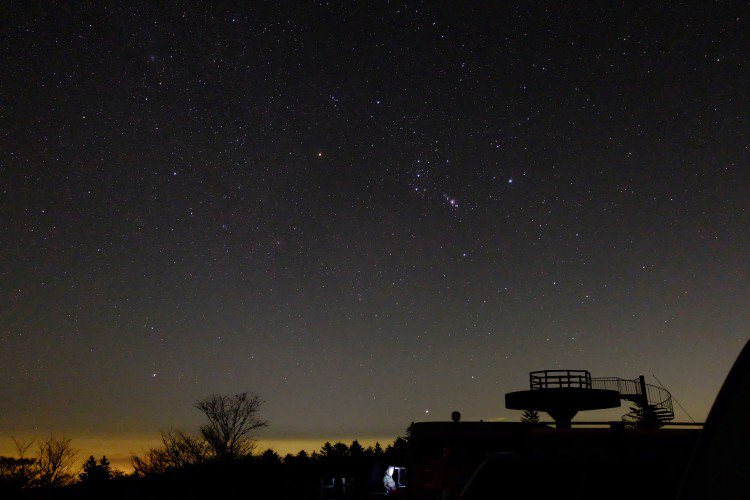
[36,435,78,487]
[13,437,36,487]
[0,437,36,489]
[131,447,170,477]
[12,437,34,459]
[161,429,210,468]
[195,392,267,460]
[130,430,209,475]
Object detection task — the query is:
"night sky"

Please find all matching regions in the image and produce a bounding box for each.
[1,2,748,464]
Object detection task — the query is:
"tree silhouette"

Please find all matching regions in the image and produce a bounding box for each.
[0,456,36,490]
[0,438,36,489]
[320,441,335,458]
[283,449,310,465]
[130,447,170,477]
[259,448,282,465]
[98,456,111,475]
[195,392,267,461]
[521,409,540,423]
[161,429,210,467]
[79,455,113,483]
[627,400,662,428]
[80,456,98,482]
[36,435,78,487]
[320,441,350,461]
[332,442,349,457]
[386,437,408,463]
[348,440,365,458]
[130,430,209,475]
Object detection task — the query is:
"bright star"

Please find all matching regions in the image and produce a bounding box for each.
[443,194,458,208]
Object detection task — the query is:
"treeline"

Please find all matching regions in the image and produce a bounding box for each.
[1,392,410,499]
[0,435,82,490]
[0,438,408,500]
[129,437,408,500]
[133,432,407,477]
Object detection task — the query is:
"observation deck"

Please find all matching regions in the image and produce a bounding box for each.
[506,370,619,428]
[505,370,675,428]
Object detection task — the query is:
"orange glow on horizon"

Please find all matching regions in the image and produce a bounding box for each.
[0,434,396,473]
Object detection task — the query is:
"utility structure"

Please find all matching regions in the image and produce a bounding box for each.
[505,370,674,428]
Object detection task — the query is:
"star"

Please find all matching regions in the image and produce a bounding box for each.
[443,194,458,208]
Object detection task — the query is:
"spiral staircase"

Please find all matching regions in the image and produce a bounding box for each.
[591,375,675,427]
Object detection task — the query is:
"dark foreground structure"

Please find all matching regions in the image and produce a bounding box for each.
[409,341,750,500]
[405,368,695,499]
[677,340,750,499]
[407,421,700,500]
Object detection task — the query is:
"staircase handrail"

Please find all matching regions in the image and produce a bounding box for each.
[644,383,674,413]
[592,377,674,424]
[591,376,640,396]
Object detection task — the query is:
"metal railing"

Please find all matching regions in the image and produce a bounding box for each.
[530,370,592,390]
[527,372,675,425]
[591,377,641,396]
[592,377,675,425]
[625,383,674,425]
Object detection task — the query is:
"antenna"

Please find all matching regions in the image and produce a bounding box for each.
[653,374,696,423]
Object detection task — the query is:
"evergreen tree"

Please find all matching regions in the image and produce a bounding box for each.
[320,442,334,458]
[259,449,282,465]
[385,437,408,463]
[79,456,98,482]
[80,455,112,483]
[348,440,365,458]
[521,410,540,423]
[98,456,112,478]
[331,442,349,457]
[627,400,662,428]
